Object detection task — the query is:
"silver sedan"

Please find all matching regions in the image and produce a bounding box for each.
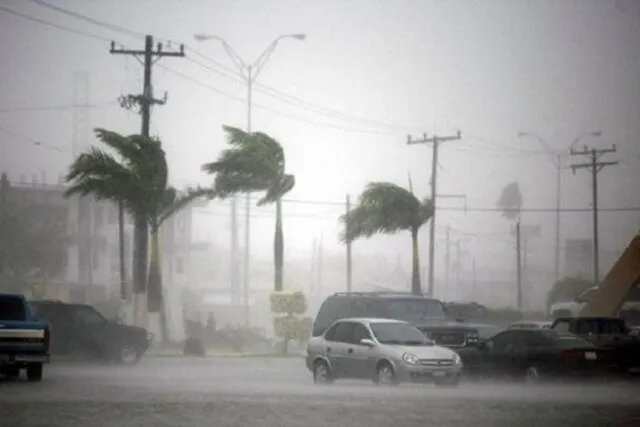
[306,318,463,386]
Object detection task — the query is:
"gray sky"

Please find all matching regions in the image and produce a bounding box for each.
[1,0,639,288]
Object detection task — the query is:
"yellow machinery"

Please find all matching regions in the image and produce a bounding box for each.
[580,234,640,317]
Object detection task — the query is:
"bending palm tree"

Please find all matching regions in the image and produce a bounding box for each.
[340,182,433,294]
[66,129,206,337]
[203,125,294,291]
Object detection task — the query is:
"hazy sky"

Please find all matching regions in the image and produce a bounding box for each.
[1,0,639,287]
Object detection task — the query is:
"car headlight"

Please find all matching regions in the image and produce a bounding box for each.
[452,352,462,365]
[402,352,420,365]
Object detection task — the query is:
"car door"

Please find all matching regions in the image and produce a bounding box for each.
[69,305,109,358]
[486,330,522,379]
[325,321,354,377]
[346,322,376,378]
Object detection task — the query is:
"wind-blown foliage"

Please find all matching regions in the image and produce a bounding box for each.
[497,182,523,221]
[65,129,207,338]
[202,125,295,291]
[340,182,433,294]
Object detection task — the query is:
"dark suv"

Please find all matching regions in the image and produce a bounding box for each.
[312,292,489,350]
[29,300,152,365]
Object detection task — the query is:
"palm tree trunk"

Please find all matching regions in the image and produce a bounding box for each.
[132,212,149,329]
[274,198,284,292]
[147,226,169,343]
[410,228,421,295]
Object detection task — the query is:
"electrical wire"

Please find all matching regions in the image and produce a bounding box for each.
[0,5,112,42]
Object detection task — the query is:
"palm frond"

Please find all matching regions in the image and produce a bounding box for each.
[157,186,211,226]
[257,174,295,206]
[339,181,430,243]
[222,125,253,148]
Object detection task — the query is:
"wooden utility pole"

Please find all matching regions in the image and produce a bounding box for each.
[515,220,522,310]
[110,35,184,330]
[407,131,462,297]
[346,194,352,292]
[444,225,451,290]
[570,145,618,285]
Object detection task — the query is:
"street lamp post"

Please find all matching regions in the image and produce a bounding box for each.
[194,33,306,324]
[517,131,602,285]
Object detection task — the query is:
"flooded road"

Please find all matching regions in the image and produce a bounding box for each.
[2,357,639,426]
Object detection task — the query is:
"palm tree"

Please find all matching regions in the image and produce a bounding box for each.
[340,182,433,294]
[147,186,209,341]
[202,125,295,291]
[66,129,206,336]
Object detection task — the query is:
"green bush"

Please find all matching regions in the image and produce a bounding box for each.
[270,290,310,355]
[270,290,307,315]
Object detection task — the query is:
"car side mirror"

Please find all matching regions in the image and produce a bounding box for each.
[360,338,375,347]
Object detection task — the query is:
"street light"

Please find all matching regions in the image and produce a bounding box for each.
[517,131,602,285]
[194,32,306,324]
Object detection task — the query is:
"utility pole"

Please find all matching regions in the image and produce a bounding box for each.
[407,131,462,297]
[515,220,522,310]
[444,225,451,291]
[570,145,618,285]
[472,257,477,301]
[110,35,185,329]
[230,198,239,304]
[346,194,353,292]
[455,239,461,301]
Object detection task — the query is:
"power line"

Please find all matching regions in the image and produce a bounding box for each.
[159,64,397,135]
[0,102,117,114]
[26,0,145,39]
[0,5,111,42]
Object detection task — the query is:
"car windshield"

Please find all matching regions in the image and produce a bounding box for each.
[370,322,433,346]
[380,298,448,322]
[0,296,26,321]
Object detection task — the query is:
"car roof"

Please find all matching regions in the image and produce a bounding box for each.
[336,317,408,325]
[510,320,551,326]
[328,291,441,301]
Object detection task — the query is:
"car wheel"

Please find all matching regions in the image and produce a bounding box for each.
[26,363,43,382]
[375,361,399,386]
[313,360,334,384]
[2,366,20,380]
[118,345,141,366]
[525,366,542,384]
[435,374,461,387]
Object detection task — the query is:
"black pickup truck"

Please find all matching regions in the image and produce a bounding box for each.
[0,293,50,381]
[551,316,640,376]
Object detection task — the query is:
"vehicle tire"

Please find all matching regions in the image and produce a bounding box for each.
[524,366,542,384]
[26,363,43,382]
[312,359,334,384]
[374,361,399,386]
[2,366,20,380]
[118,345,142,366]
[435,374,461,387]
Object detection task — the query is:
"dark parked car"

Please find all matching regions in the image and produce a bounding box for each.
[312,292,490,350]
[29,300,152,365]
[459,328,614,383]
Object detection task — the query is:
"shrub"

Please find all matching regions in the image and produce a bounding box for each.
[270,290,311,355]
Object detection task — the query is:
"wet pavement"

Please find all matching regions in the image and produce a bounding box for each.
[2,357,640,427]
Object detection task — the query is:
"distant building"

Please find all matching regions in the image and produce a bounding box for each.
[0,173,195,311]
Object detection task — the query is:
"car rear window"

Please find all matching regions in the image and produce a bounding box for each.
[0,296,27,321]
